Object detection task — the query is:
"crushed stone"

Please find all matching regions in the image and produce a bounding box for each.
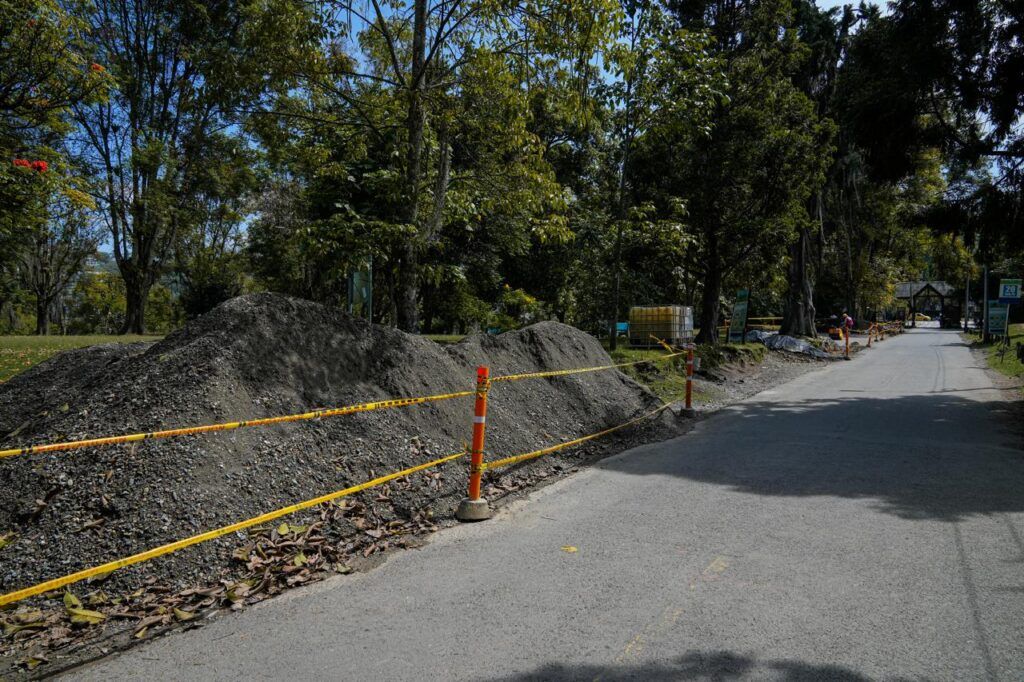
[0,293,671,596]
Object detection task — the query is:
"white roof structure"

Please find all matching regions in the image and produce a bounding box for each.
[895,281,956,299]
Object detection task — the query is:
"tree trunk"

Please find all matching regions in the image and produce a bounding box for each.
[396,242,419,332]
[396,0,428,332]
[610,222,623,350]
[122,275,149,335]
[695,231,722,345]
[780,225,816,337]
[34,296,50,335]
[428,122,451,241]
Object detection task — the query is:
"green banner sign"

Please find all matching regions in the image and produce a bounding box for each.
[728,289,750,343]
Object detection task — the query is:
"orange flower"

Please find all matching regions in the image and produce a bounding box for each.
[90,63,105,73]
[12,158,31,168]
[31,160,48,173]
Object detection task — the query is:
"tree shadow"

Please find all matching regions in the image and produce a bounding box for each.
[598,392,1024,522]
[482,649,910,681]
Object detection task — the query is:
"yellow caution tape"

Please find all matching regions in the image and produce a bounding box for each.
[0,390,475,461]
[0,450,465,607]
[483,402,673,471]
[492,352,685,384]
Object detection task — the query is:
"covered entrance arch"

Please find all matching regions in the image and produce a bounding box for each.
[895,281,956,327]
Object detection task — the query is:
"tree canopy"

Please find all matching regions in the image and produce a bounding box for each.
[1,0,1020,339]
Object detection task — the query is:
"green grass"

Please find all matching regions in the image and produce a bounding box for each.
[985,323,1024,380]
[602,340,767,403]
[0,335,161,383]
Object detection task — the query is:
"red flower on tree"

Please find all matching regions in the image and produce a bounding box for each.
[31,160,48,173]
[12,159,31,169]
[90,63,105,73]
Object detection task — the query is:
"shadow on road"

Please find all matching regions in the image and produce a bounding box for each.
[598,392,1024,522]
[484,649,912,681]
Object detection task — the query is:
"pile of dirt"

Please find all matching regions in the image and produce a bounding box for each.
[0,293,669,598]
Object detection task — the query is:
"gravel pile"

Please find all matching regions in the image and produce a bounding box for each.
[0,293,665,595]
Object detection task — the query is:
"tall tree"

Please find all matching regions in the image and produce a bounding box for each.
[19,177,100,334]
[602,0,721,348]
[70,0,317,332]
[654,0,834,344]
[291,0,622,331]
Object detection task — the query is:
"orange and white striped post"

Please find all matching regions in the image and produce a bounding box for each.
[457,366,493,521]
[685,346,694,410]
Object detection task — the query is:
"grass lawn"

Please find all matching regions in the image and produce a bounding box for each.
[0,335,161,383]
[986,322,1024,380]
[603,340,767,403]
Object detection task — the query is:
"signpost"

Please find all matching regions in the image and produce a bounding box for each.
[995,278,1021,347]
[728,289,750,344]
[987,301,1008,335]
[998,278,1021,304]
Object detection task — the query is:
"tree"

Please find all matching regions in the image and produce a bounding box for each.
[649,0,833,344]
[601,0,722,348]
[1,0,107,315]
[276,0,622,331]
[19,176,100,334]
[70,0,318,333]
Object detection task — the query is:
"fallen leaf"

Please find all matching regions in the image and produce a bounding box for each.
[66,607,106,625]
[276,522,290,536]
[232,543,254,562]
[293,551,307,567]
[78,517,106,531]
[12,608,43,624]
[0,532,14,550]
[63,592,83,609]
[561,546,578,554]
[4,620,45,636]
[173,608,196,622]
[21,654,48,670]
[87,591,109,606]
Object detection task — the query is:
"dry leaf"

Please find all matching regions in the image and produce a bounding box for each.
[66,607,106,625]
[173,608,197,622]
[21,654,48,670]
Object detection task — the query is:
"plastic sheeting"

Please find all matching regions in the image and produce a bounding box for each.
[763,334,832,359]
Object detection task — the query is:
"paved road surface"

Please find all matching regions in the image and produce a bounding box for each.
[71,329,1024,681]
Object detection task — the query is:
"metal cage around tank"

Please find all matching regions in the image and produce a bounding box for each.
[628,305,694,348]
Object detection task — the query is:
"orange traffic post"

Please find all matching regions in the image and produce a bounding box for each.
[457,366,493,521]
[685,346,694,410]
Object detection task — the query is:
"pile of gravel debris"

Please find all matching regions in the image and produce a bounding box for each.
[0,293,669,595]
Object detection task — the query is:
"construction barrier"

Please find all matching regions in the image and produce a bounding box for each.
[0,346,685,606]
[491,351,685,383]
[481,403,672,472]
[0,451,466,607]
[0,390,475,461]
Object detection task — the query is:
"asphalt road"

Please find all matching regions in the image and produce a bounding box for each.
[70,328,1024,681]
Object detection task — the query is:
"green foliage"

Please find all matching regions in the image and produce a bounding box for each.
[2,0,1015,344]
[68,272,181,335]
